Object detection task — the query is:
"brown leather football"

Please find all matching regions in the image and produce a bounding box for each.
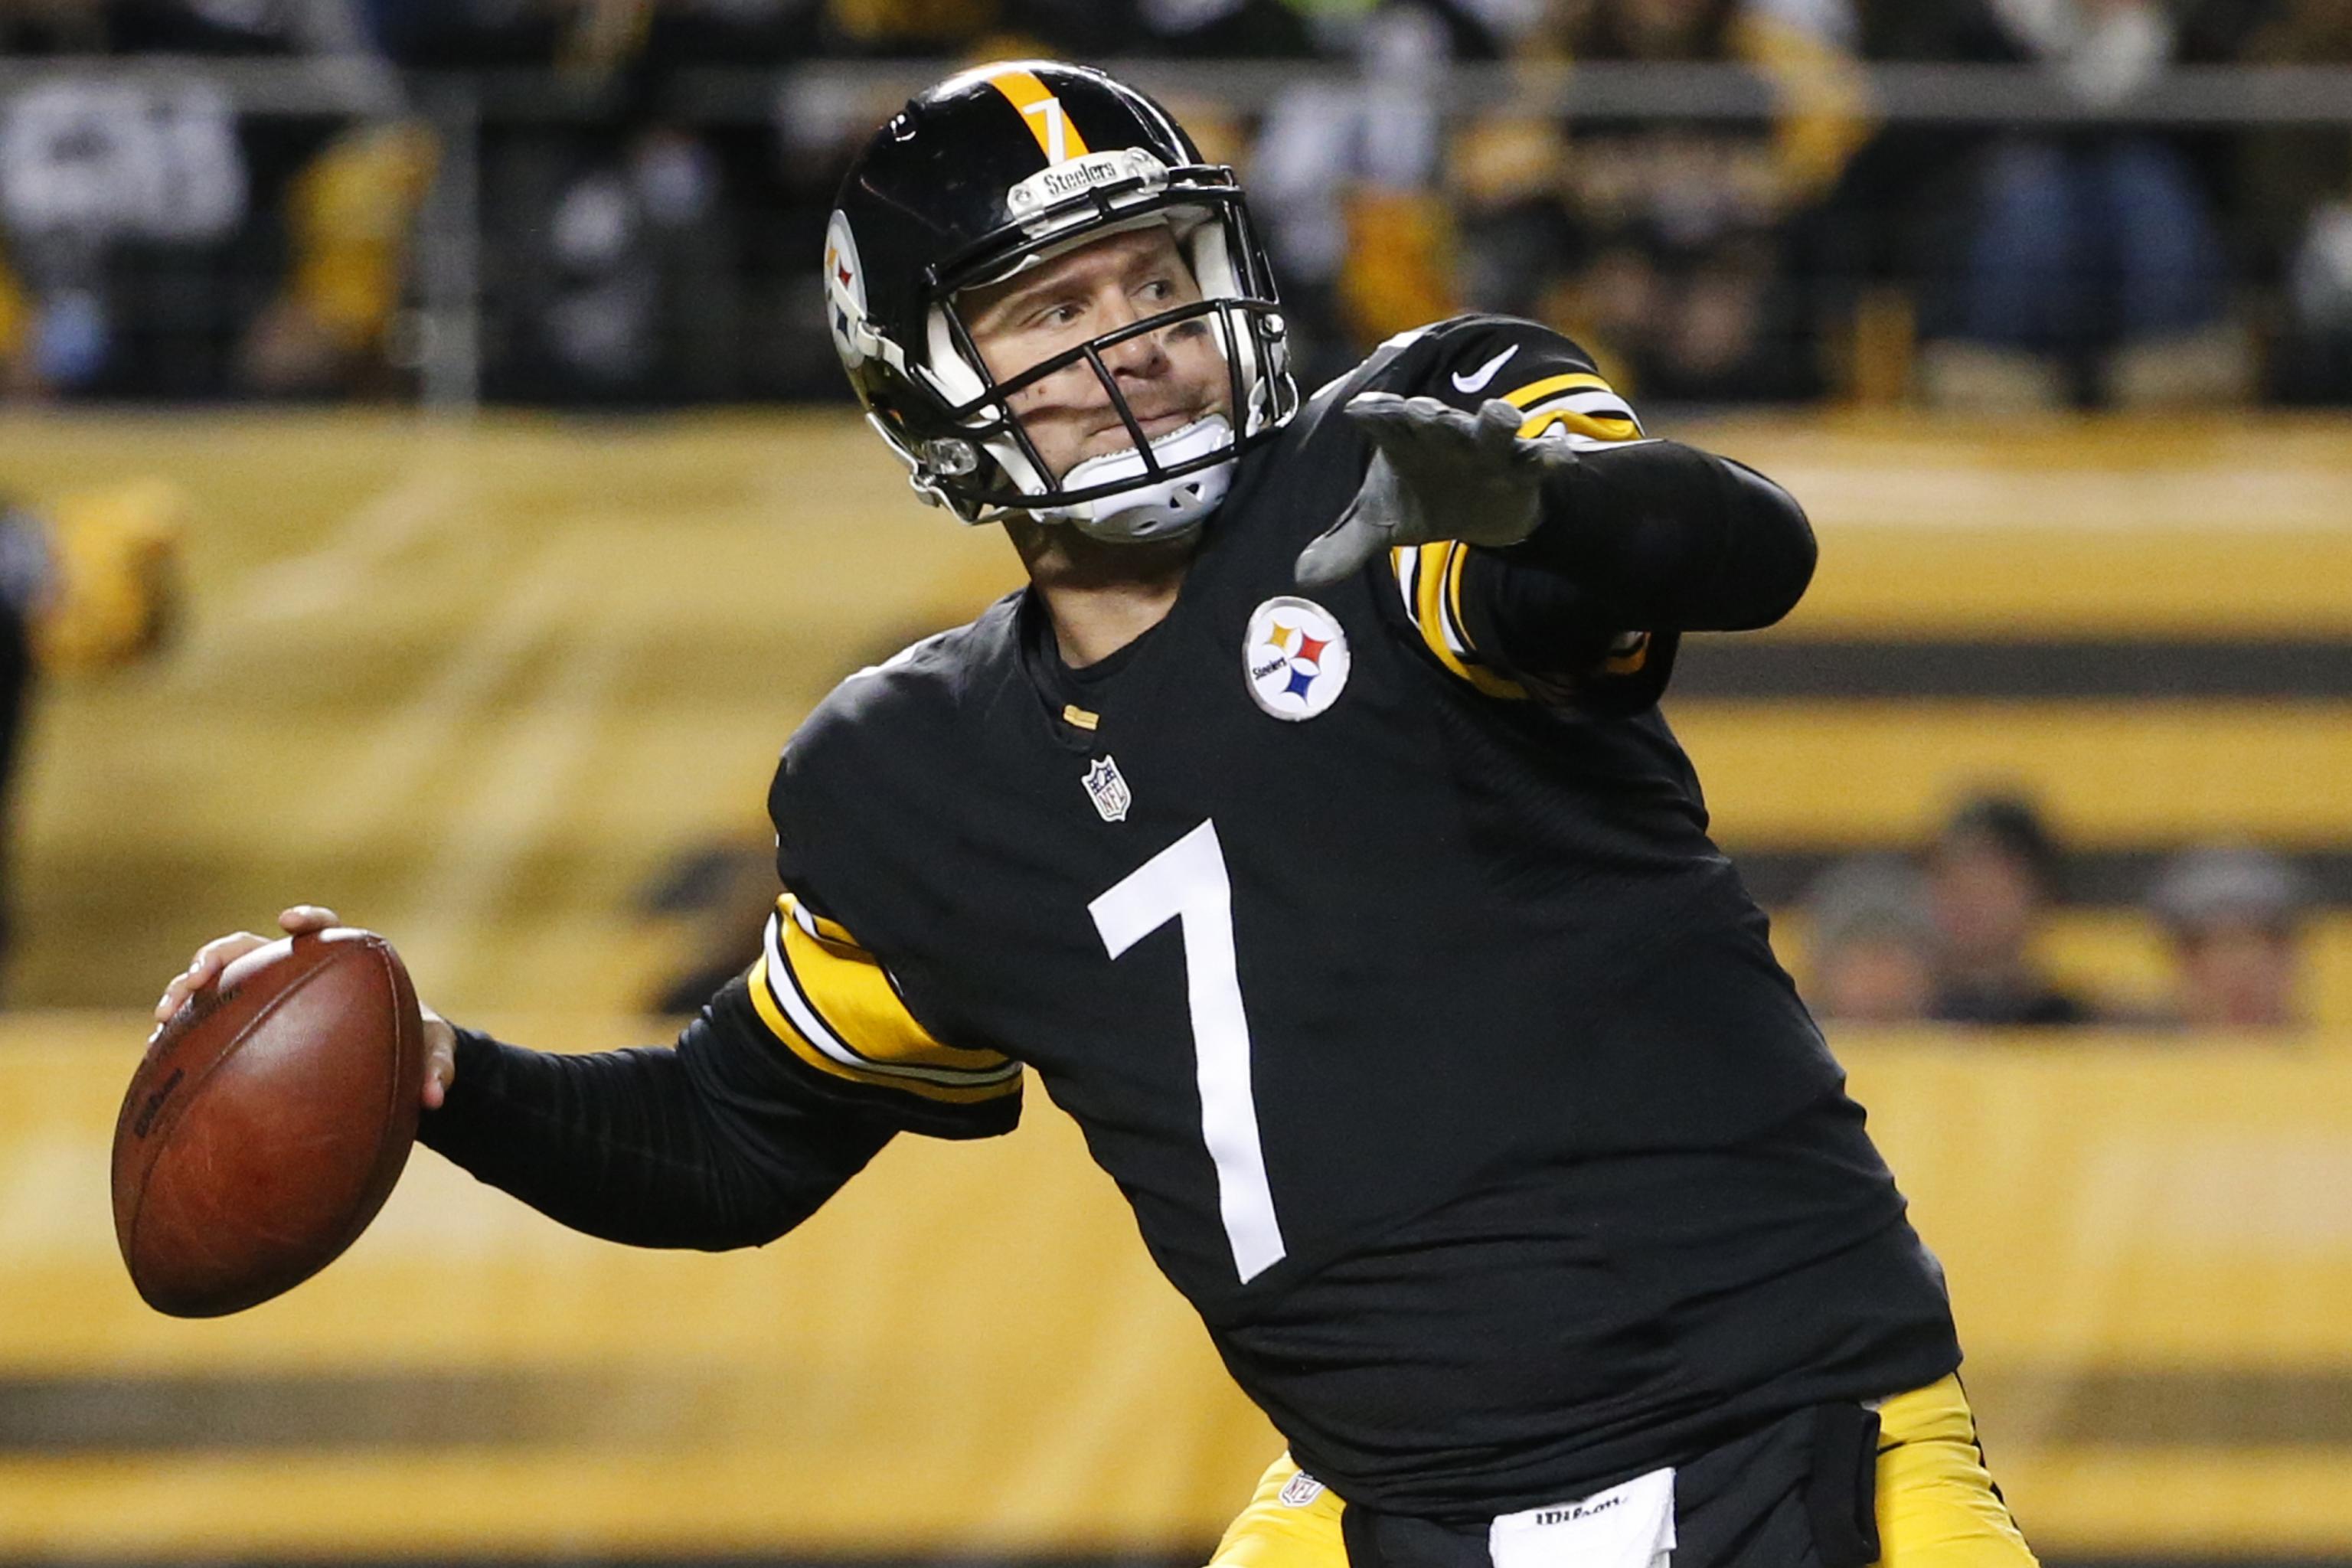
[113,927,425,1317]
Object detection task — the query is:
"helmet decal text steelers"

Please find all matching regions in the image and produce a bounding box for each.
[1245,596,1351,721]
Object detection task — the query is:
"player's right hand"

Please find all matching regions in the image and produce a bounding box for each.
[151,905,459,1109]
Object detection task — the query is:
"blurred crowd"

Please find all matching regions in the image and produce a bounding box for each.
[1802,794,2318,1031]
[0,0,2348,405]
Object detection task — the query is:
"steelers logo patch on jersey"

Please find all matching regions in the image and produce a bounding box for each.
[1245,596,1351,721]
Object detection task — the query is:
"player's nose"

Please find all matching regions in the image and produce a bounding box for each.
[1096,302,1173,381]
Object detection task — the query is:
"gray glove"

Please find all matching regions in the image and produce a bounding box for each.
[1294,391,1582,589]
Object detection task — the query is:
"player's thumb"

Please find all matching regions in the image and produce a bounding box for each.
[420,1011,457,1109]
[1298,451,1409,587]
[1295,502,1383,589]
[1474,397,1523,456]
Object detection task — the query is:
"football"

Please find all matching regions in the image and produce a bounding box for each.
[113,927,425,1317]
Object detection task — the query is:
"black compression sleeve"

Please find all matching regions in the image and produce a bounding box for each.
[1499,439,1818,632]
[416,974,896,1250]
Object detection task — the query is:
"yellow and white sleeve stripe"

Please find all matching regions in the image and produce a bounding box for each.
[1391,540,1527,700]
[1498,370,1647,449]
[747,895,1020,1106]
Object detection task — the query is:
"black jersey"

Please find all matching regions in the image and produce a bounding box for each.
[750,315,1959,1511]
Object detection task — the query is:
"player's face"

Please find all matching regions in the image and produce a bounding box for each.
[960,224,1233,484]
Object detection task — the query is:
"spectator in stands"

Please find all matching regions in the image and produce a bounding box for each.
[0,0,413,401]
[240,119,439,399]
[1802,855,1938,1024]
[484,109,745,403]
[1248,2,1490,390]
[1917,0,2248,410]
[1925,792,2098,1026]
[1449,0,1872,400]
[2148,844,2312,1030]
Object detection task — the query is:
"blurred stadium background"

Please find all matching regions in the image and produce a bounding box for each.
[4,1,2352,1565]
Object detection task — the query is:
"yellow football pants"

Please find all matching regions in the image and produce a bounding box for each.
[1209,1374,2037,1568]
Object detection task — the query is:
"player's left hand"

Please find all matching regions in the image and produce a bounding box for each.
[1295,393,1580,589]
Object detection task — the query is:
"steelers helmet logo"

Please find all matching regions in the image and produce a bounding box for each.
[1244,596,1351,721]
[824,210,870,366]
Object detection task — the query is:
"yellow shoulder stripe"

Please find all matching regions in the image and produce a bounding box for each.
[747,897,1020,1106]
[985,68,1091,162]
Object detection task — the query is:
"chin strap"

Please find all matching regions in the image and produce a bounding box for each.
[1034,414,1238,544]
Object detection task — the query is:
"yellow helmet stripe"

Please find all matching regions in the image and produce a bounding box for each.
[985,67,1092,162]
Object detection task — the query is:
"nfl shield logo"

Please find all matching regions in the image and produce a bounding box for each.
[1279,1471,1326,1508]
[1083,755,1132,822]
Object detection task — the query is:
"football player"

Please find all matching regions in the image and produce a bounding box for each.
[158,62,2035,1568]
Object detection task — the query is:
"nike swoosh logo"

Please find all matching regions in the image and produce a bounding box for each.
[1450,345,1520,395]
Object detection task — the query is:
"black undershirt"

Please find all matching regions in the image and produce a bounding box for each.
[417,975,891,1250]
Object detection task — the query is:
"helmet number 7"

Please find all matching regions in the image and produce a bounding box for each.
[1022,96,1073,165]
[1089,819,1287,1284]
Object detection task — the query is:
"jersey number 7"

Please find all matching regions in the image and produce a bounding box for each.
[1090,820,1289,1283]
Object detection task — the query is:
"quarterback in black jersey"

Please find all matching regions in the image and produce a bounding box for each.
[158,61,2035,1568]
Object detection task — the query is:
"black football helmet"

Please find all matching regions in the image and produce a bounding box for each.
[826,60,1297,541]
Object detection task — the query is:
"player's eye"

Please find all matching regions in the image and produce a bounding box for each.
[1028,301,1082,330]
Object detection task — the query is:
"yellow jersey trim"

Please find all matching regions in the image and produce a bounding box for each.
[750,952,1018,1106]
[746,896,1021,1106]
[1521,405,1643,443]
[1501,371,1615,407]
[1501,371,1644,443]
[1388,541,1526,701]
